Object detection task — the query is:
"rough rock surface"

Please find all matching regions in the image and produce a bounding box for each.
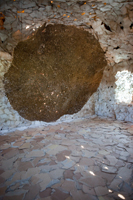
[4,24,107,122]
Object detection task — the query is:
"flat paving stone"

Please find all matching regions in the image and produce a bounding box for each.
[1,156,18,170]
[18,161,33,171]
[109,178,123,191]
[4,189,27,197]
[1,143,11,149]
[3,194,24,200]
[101,165,117,173]
[62,159,75,169]
[51,189,69,200]
[73,172,82,180]
[49,169,64,179]
[64,170,74,179]
[24,184,40,200]
[82,185,96,195]
[39,174,52,191]
[22,167,40,179]
[0,169,5,175]
[71,150,82,157]
[46,145,67,155]
[39,188,52,198]
[99,150,110,155]
[79,157,94,166]
[94,186,109,196]
[121,182,133,195]
[0,186,7,195]
[105,155,118,166]
[61,180,76,192]
[1,169,15,180]
[74,165,88,173]
[95,171,116,184]
[70,189,94,200]
[117,166,132,182]
[56,150,71,162]
[10,182,20,191]
[19,143,31,149]
[82,150,97,158]
[0,176,5,185]
[80,175,106,188]
[65,197,74,200]
[2,148,19,159]
[43,197,52,200]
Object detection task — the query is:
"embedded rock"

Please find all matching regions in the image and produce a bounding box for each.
[4,24,107,122]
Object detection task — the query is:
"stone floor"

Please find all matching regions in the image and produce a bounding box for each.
[0,116,133,200]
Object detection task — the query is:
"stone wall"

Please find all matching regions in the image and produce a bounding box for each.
[0,0,133,132]
[94,60,133,122]
[0,59,33,131]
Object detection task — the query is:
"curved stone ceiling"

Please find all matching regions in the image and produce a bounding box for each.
[4,24,107,122]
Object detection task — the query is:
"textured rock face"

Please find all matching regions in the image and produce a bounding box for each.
[4,24,107,122]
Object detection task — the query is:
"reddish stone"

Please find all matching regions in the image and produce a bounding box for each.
[61,180,76,192]
[39,188,52,198]
[24,184,40,200]
[3,194,24,200]
[18,161,33,171]
[32,157,43,167]
[12,30,22,40]
[7,136,20,143]
[51,189,69,200]
[64,170,74,179]
[56,154,66,162]
[22,184,30,190]
[79,158,94,166]
[2,148,11,156]
[71,189,91,200]
[0,136,9,142]
[0,169,4,175]
[0,176,5,185]
[36,162,48,167]
[30,141,44,150]
[80,176,106,188]
[0,186,7,195]
[2,148,19,159]
[13,141,24,147]
[35,137,44,143]
[95,171,115,184]
[56,150,71,162]
[73,173,82,180]
[49,160,56,165]
[0,141,5,146]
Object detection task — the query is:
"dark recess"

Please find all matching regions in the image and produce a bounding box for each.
[130,23,133,29]
[114,46,120,50]
[101,22,112,32]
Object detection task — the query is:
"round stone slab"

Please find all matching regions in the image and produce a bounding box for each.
[4,24,107,122]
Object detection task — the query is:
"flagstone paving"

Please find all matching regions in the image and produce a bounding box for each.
[0,117,133,200]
